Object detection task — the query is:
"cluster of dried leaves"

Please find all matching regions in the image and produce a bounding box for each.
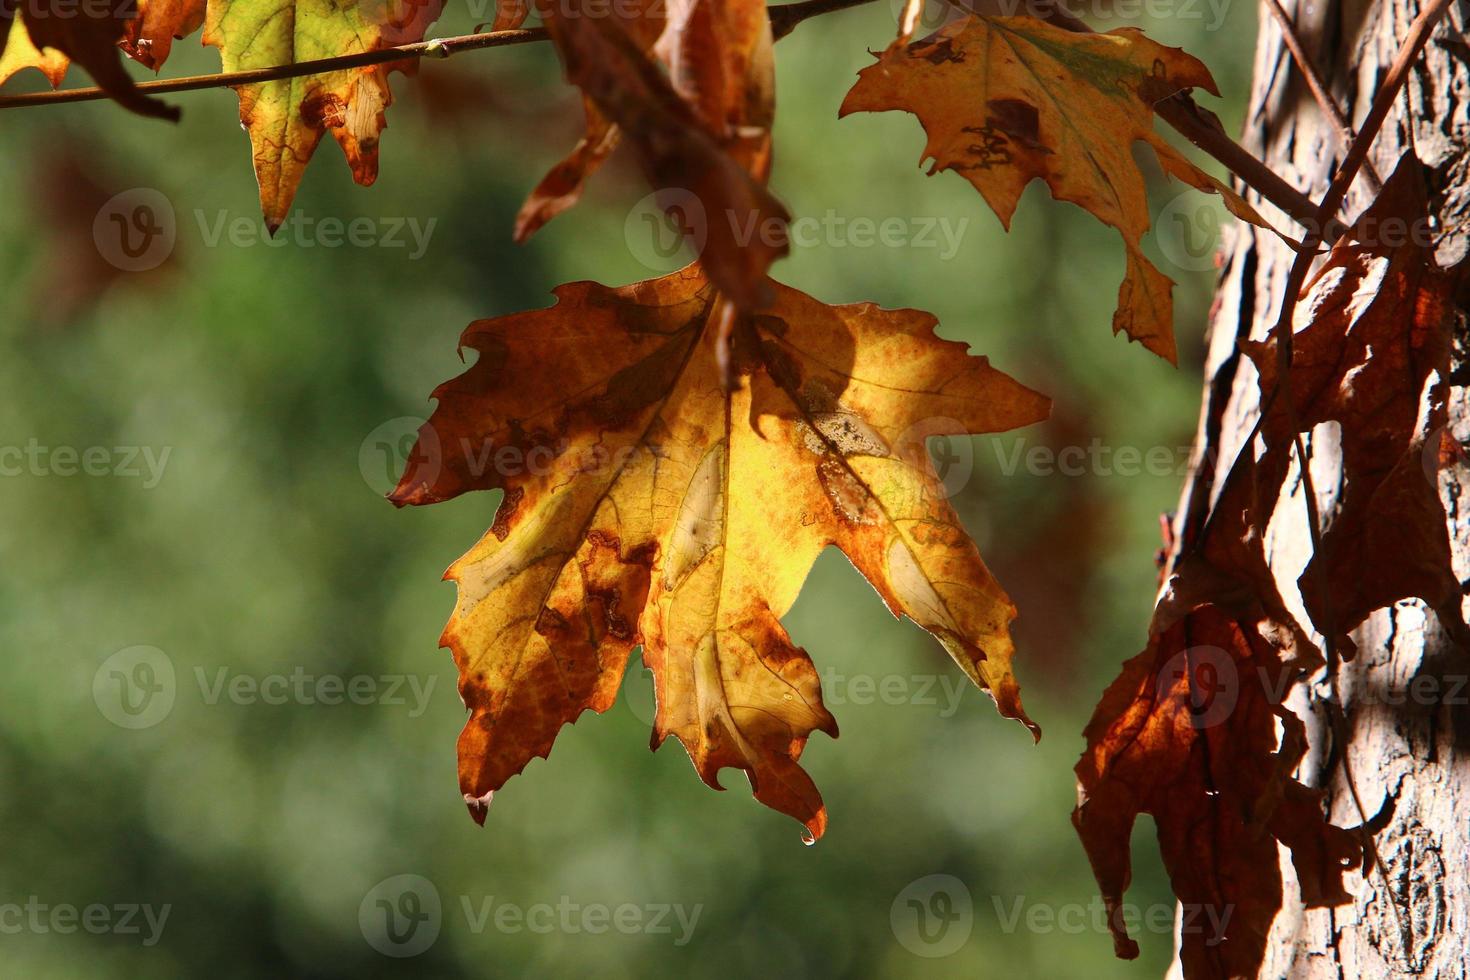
[1075,158,1467,976]
[8,1,1462,975]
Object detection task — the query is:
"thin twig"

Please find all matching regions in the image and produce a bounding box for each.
[0,28,549,107]
[0,0,1331,234]
[1155,93,1331,233]
[0,0,873,110]
[1268,0,1454,425]
[768,0,879,36]
[1263,0,1383,193]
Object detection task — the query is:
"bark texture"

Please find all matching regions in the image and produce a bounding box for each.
[1168,0,1470,975]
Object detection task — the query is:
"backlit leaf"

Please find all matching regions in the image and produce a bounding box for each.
[203,0,445,229]
[392,265,1050,839]
[841,15,1266,363]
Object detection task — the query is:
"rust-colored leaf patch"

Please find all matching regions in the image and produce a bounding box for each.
[1075,153,1467,979]
[1246,157,1470,651]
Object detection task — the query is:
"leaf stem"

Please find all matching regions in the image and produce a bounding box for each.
[1153,93,1329,232]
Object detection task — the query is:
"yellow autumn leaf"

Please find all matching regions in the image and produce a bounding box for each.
[1,0,205,87]
[1,0,191,117]
[840,15,1266,364]
[391,265,1050,839]
[0,14,69,89]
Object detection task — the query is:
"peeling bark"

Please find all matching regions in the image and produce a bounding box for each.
[1169,0,1470,975]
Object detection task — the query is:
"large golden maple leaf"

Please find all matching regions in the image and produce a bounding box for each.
[392,266,1049,839]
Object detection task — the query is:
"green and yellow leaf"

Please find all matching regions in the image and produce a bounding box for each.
[203,0,445,229]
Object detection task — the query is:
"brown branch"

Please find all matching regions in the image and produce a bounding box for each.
[1270,0,1454,400]
[1263,0,1383,193]
[768,0,880,37]
[0,0,874,110]
[0,0,1335,233]
[0,28,550,108]
[1154,93,1330,233]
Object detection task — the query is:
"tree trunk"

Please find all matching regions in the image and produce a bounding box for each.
[1169,0,1470,975]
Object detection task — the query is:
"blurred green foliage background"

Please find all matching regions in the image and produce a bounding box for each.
[0,2,1257,975]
